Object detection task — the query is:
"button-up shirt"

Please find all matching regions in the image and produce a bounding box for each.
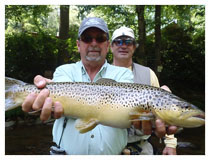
[52,60,133,154]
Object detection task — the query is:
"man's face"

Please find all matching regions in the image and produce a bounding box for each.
[111,36,136,60]
[77,27,109,63]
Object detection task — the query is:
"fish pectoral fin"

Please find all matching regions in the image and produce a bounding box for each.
[75,118,98,133]
[129,112,154,121]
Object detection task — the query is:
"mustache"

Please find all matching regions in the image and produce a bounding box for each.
[118,50,128,52]
[118,48,129,52]
[88,47,101,52]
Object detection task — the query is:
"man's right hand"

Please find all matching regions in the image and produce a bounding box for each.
[22,75,64,121]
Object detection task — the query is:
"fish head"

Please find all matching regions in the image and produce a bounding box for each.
[154,100,205,128]
[177,103,205,128]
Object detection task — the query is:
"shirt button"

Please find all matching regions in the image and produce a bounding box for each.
[91,135,94,138]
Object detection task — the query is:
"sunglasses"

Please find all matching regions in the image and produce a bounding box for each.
[80,34,108,43]
[113,39,134,46]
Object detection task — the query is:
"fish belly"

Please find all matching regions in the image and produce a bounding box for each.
[53,96,132,129]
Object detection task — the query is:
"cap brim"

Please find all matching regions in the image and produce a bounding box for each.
[79,25,108,38]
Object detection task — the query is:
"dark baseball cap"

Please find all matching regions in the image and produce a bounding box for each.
[78,17,109,38]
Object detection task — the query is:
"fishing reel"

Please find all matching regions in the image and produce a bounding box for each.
[50,145,66,155]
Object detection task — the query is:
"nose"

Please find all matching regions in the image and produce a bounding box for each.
[120,43,127,48]
[90,38,97,46]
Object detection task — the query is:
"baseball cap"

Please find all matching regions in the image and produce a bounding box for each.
[78,17,109,38]
[111,26,135,41]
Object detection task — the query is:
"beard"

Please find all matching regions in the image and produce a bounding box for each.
[85,55,102,61]
[85,47,102,62]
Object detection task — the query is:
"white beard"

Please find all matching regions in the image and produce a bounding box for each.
[85,55,102,62]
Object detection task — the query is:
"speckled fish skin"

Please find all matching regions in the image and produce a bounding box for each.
[5,77,205,133]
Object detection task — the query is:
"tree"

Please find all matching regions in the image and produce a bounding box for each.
[154,5,161,78]
[5,5,53,34]
[58,5,70,66]
[136,5,147,66]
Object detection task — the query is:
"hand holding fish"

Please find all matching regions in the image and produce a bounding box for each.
[132,111,177,138]
[132,85,177,137]
[155,85,177,137]
[22,75,64,121]
[162,146,177,155]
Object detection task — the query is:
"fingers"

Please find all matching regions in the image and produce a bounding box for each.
[132,120,152,135]
[41,100,63,121]
[132,118,177,137]
[161,85,171,93]
[142,120,152,135]
[122,148,131,155]
[53,101,64,119]
[22,89,50,119]
[32,89,50,110]
[155,119,178,138]
[22,75,57,122]
[40,100,64,121]
[40,97,53,121]
[22,93,37,112]
[167,126,178,135]
[162,147,177,155]
[155,119,166,138]
[34,75,52,88]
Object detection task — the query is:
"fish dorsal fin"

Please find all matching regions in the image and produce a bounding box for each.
[95,78,117,83]
[75,118,98,133]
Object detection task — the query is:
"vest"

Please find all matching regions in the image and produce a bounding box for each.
[132,63,151,85]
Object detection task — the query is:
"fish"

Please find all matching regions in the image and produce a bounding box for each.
[5,77,205,133]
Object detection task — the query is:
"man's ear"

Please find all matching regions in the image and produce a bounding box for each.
[76,40,80,52]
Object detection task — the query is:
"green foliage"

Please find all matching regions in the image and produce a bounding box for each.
[5,32,59,83]
[160,23,205,91]
[77,5,97,20]
[5,5,53,34]
[82,5,138,38]
[67,24,81,63]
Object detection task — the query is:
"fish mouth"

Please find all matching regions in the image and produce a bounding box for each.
[177,110,205,128]
[186,113,205,127]
[180,109,205,119]
[192,113,205,120]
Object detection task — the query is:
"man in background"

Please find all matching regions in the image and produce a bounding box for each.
[111,26,177,155]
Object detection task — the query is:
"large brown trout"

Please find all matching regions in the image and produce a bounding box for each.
[5,77,205,133]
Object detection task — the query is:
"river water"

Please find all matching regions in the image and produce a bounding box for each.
[5,119,205,155]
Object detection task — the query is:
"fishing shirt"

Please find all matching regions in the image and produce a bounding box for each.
[52,60,134,155]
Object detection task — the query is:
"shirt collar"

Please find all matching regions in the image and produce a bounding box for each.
[80,60,108,77]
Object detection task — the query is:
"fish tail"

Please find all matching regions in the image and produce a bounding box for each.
[5,77,26,111]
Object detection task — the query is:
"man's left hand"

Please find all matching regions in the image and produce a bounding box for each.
[162,147,177,155]
[132,85,178,137]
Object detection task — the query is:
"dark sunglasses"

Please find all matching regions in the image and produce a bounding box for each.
[80,34,108,43]
[113,39,134,46]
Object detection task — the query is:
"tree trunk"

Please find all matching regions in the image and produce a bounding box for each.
[136,5,147,66]
[155,5,161,78]
[58,5,70,66]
